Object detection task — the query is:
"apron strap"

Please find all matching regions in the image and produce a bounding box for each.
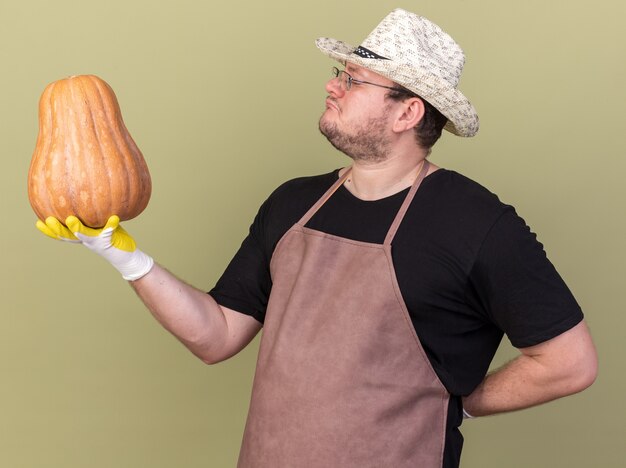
[384,160,430,246]
[297,167,353,226]
[297,160,429,243]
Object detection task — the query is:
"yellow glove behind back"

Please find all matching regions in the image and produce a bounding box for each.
[36,215,154,281]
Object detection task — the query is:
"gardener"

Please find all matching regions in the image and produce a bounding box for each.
[38,8,597,468]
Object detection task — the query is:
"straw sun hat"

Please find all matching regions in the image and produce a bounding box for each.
[316,8,479,137]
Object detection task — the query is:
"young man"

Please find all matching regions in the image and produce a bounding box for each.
[38,9,597,468]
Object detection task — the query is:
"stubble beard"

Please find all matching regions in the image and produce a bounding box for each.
[319,110,392,164]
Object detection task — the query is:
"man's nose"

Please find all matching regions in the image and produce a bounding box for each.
[325,77,345,97]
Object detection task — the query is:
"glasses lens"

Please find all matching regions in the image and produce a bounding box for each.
[333,67,342,88]
[331,68,352,91]
[335,68,345,89]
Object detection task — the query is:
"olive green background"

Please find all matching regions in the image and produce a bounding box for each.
[1,0,624,466]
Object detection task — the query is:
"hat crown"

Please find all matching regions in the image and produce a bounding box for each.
[360,9,465,87]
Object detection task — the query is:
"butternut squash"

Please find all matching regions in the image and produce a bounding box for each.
[28,75,151,228]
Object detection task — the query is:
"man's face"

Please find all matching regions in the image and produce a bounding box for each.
[319,62,397,163]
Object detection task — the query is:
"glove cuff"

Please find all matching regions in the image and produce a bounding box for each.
[115,249,155,281]
[462,408,476,420]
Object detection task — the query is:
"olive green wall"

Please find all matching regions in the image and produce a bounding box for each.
[1,0,623,466]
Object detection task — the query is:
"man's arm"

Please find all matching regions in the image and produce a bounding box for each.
[37,216,262,364]
[462,320,597,417]
[130,264,262,364]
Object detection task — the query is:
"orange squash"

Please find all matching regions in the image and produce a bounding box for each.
[28,74,151,228]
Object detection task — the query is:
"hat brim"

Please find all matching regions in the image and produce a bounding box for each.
[316,37,479,138]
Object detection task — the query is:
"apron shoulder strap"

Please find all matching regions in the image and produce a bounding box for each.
[297,167,352,226]
[384,160,430,246]
[296,160,429,243]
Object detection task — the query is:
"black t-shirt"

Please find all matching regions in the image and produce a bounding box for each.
[209,167,583,466]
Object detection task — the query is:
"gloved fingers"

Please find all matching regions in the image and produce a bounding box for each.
[36,219,58,240]
[65,214,136,252]
[36,217,80,242]
[66,215,117,237]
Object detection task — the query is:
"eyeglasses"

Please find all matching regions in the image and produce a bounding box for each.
[331,66,409,93]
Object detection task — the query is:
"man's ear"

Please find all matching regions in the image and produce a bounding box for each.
[392,97,425,133]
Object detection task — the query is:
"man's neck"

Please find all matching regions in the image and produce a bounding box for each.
[340,150,437,201]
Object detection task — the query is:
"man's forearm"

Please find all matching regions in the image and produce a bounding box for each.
[129,263,261,364]
[462,321,597,417]
[463,354,585,417]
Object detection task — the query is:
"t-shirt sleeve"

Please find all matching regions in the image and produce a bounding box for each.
[469,208,584,348]
[206,172,337,324]
[208,200,273,325]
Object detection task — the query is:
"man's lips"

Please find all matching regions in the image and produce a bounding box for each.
[326,98,339,111]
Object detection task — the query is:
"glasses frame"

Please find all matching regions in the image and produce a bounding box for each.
[331,66,411,94]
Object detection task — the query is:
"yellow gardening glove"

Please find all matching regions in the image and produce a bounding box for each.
[36,217,81,243]
[36,215,154,281]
